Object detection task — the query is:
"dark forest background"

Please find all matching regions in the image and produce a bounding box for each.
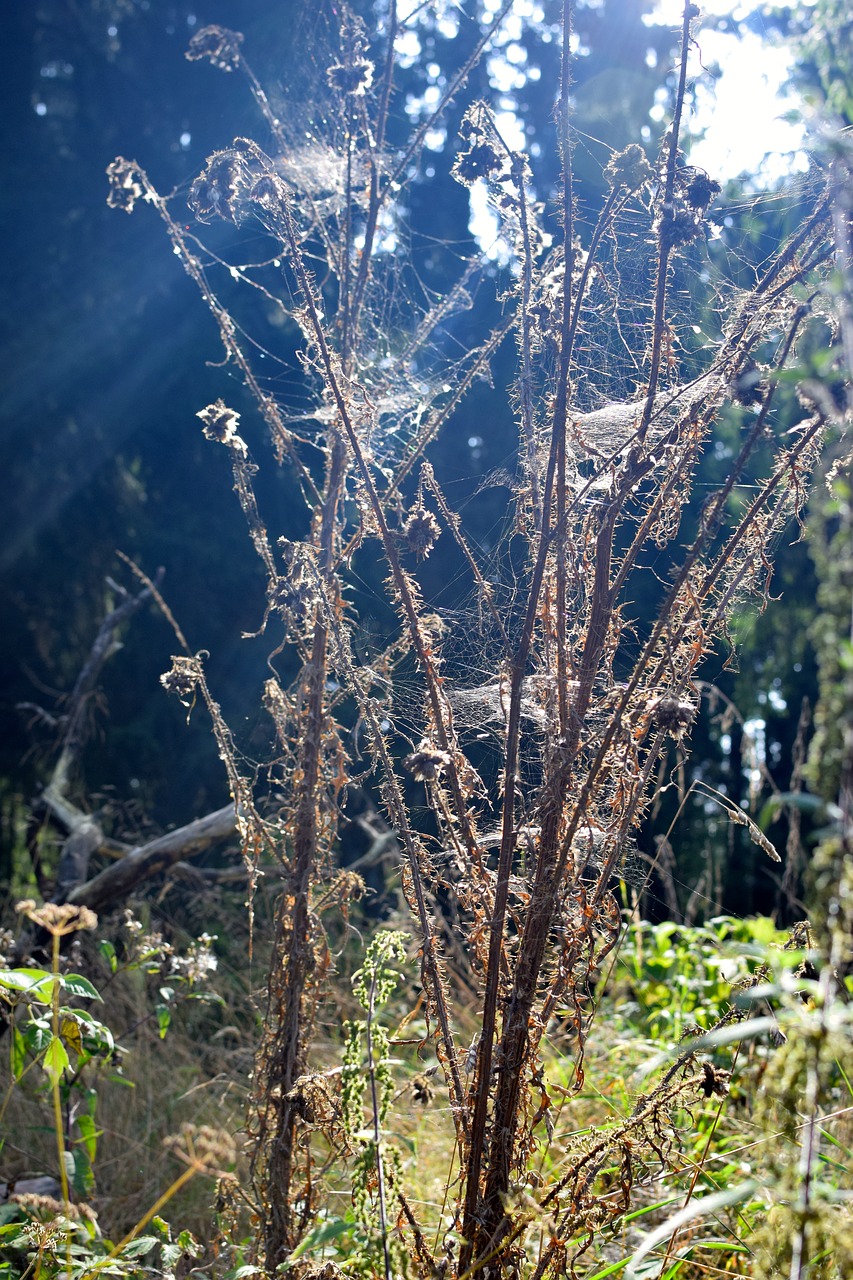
[0,0,841,922]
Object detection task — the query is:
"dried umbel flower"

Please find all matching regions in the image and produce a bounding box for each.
[16,900,98,936]
[106,158,145,213]
[401,505,441,559]
[327,57,374,96]
[604,143,653,193]
[649,694,696,740]
[403,742,452,782]
[185,25,244,72]
[164,1122,237,1175]
[197,399,242,446]
[11,1194,97,1223]
[161,655,201,703]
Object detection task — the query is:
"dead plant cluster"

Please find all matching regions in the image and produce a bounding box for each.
[102,0,849,1275]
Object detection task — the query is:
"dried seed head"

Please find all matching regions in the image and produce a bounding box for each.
[161,656,201,703]
[685,171,722,210]
[250,174,281,207]
[164,1122,237,1173]
[649,694,696,740]
[189,148,259,224]
[411,1072,436,1105]
[16,901,98,936]
[197,399,242,445]
[453,140,504,186]
[303,1265,346,1280]
[401,505,441,559]
[106,158,145,213]
[327,57,374,95]
[604,143,653,193]
[268,574,310,626]
[656,205,703,250]
[403,742,452,782]
[185,25,244,72]
[700,1061,731,1098]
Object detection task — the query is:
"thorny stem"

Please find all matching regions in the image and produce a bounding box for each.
[256,433,346,1267]
[268,181,483,872]
[151,187,318,501]
[348,0,398,349]
[515,153,543,530]
[637,0,694,446]
[312,566,469,1142]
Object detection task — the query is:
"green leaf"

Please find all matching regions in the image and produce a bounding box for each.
[98,938,118,973]
[72,1146,95,1197]
[118,1235,160,1258]
[10,1024,27,1080]
[23,1019,52,1055]
[176,1229,202,1257]
[76,1112,99,1162]
[61,974,102,1001]
[0,968,55,1002]
[43,1034,70,1083]
[286,1217,353,1261]
[155,1003,171,1039]
[161,1242,181,1268]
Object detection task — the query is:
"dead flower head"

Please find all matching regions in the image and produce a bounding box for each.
[401,505,441,559]
[106,158,145,214]
[16,901,98,936]
[197,399,244,450]
[327,57,374,96]
[160,655,202,704]
[648,694,696,741]
[604,143,653,193]
[164,1122,237,1176]
[185,25,244,72]
[403,742,452,782]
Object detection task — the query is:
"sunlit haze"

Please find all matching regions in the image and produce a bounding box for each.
[653,0,808,182]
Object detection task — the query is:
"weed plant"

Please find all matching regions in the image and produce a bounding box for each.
[4,0,852,1277]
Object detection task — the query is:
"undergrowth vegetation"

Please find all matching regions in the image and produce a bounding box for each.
[3,0,853,1277]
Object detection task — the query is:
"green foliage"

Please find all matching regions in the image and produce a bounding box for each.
[0,904,231,1280]
[335,932,410,1279]
[785,0,853,125]
[613,915,788,1039]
